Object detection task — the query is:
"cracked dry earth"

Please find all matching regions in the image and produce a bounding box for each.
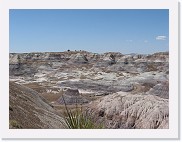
[9,51,169,129]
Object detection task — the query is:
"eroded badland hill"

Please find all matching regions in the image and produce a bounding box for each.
[9,51,169,129]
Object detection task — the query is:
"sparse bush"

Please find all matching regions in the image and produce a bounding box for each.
[62,95,103,129]
[9,120,22,129]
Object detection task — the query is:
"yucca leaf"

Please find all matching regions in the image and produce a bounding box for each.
[62,94,103,129]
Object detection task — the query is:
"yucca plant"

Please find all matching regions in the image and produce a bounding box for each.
[62,95,103,129]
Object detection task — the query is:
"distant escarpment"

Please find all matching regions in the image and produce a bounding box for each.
[9,51,168,76]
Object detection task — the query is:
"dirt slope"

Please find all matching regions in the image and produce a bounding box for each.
[9,82,66,129]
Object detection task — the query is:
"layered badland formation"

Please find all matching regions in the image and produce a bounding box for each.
[9,50,169,129]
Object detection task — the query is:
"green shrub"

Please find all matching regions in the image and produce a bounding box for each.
[62,95,103,129]
[9,120,22,129]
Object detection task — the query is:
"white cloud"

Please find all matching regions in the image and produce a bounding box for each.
[156,36,167,40]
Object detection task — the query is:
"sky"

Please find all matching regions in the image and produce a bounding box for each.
[9,9,169,54]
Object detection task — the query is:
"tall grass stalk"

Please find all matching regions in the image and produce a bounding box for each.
[62,95,103,129]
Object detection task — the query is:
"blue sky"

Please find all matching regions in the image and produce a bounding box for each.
[10,9,169,54]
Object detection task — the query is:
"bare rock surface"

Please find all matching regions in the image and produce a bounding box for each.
[9,82,66,129]
[9,51,169,129]
[87,91,169,129]
[58,80,134,95]
[57,88,89,105]
[146,82,169,99]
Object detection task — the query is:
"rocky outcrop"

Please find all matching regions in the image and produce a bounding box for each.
[70,53,88,63]
[57,88,89,105]
[117,55,134,64]
[9,51,168,64]
[9,51,169,76]
[146,82,169,99]
[58,80,134,95]
[9,82,66,129]
[87,91,169,129]
[146,52,169,62]
[9,63,38,77]
[102,53,117,65]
